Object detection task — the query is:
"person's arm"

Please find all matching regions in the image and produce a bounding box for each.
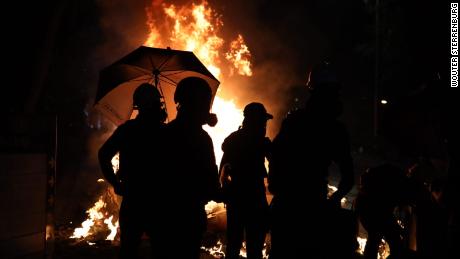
[204,134,222,202]
[264,137,272,163]
[268,132,285,196]
[219,151,231,186]
[268,114,294,195]
[98,128,123,195]
[329,124,354,206]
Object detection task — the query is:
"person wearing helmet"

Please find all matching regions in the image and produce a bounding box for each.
[268,62,355,259]
[156,77,221,259]
[219,102,273,259]
[98,83,166,259]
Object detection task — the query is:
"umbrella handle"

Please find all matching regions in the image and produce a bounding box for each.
[153,69,160,88]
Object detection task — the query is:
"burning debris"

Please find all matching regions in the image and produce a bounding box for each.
[205,200,226,219]
[200,240,270,259]
[73,1,253,254]
[70,154,121,244]
[70,191,120,243]
[201,240,225,258]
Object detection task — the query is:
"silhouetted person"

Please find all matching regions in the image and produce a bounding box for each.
[355,164,408,259]
[268,63,354,259]
[98,83,167,259]
[220,102,272,259]
[407,159,449,259]
[156,77,220,259]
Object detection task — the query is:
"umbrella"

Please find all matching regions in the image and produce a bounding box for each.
[95,46,220,125]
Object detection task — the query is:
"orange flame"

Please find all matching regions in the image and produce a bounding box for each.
[71,155,120,241]
[143,0,252,166]
[75,0,253,245]
[144,1,224,78]
[226,34,253,76]
[144,5,162,47]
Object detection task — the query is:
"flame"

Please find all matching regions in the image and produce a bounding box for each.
[201,240,269,259]
[355,236,390,259]
[104,215,119,241]
[204,97,244,165]
[143,3,255,256]
[143,0,252,166]
[70,195,120,242]
[111,153,119,173]
[378,239,390,259]
[201,240,225,258]
[71,197,106,239]
[144,5,162,47]
[357,236,367,255]
[71,154,120,242]
[144,1,224,78]
[226,34,253,76]
[239,241,270,259]
[75,0,254,245]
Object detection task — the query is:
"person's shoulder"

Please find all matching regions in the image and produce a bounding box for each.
[198,129,215,150]
[114,120,135,133]
[222,129,241,150]
[120,119,138,128]
[226,129,241,141]
[279,109,305,132]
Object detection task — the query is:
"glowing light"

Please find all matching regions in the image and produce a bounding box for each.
[356,236,390,259]
[76,0,253,244]
[104,215,119,241]
[327,184,348,208]
[357,236,367,255]
[143,0,252,165]
[226,34,253,76]
[201,240,225,258]
[71,198,106,239]
[111,153,119,173]
[204,97,244,165]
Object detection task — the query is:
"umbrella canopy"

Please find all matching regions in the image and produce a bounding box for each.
[95,46,220,125]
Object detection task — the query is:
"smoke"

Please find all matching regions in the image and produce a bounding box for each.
[90,0,368,140]
[209,0,323,137]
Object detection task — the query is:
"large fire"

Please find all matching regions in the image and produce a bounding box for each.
[144,0,251,166]
[71,155,120,242]
[72,0,251,252]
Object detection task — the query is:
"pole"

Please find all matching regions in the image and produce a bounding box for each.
[374,0,381,137]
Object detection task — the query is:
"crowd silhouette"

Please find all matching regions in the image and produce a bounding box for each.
[99,65,457,259]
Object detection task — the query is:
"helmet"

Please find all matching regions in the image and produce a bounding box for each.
[174,77,212,106]
[174,77,214,126]
[133,83,163,109]
[243,102,273,121]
